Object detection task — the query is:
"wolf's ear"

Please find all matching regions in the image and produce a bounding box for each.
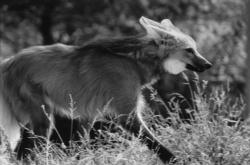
[161,19,174,28]
[161,19,180,32]
[139,17,179,38]
[139,16,162,40]
[139,16,182,46]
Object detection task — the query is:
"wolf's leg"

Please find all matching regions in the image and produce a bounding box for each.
[116,93,176,163]
[15,110,51,160]
[15,124,33,159]
[22,106,52,159]
[31,109,52,142]
[50,115,83,146]
[0,93,21,150]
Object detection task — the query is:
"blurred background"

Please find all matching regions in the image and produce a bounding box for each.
[0,0,246,97]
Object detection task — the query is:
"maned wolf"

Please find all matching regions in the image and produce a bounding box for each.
[0,16,211,163]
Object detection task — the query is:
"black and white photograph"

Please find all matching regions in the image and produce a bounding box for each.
[0,0,249,164]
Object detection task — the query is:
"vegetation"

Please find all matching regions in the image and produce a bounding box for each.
[0,79,249,165]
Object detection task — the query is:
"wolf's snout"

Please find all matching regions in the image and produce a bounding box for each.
[195,59,212,72]
[186,54,212,72]
[203,61,212,69]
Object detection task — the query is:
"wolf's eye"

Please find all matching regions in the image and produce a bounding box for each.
[185,48,194,54]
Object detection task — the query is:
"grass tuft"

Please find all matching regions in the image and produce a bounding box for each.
[1,83,250,165]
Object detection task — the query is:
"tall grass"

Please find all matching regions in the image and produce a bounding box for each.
[1,80,250,165]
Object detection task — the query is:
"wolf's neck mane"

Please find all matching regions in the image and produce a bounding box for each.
[78,35,156,59]
[77,35,161,84]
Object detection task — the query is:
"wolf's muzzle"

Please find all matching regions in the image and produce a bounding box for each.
[186,55,212,72]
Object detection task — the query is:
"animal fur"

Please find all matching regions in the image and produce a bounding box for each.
[0,16,211,163]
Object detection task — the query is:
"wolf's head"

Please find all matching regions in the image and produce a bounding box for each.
[139,16,212,75]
